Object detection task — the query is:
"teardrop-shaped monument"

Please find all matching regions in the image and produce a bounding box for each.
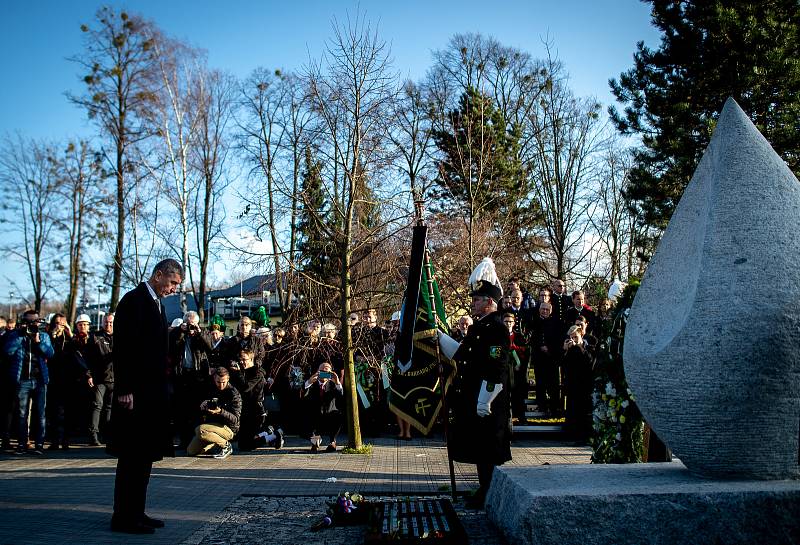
[624,98,800,479]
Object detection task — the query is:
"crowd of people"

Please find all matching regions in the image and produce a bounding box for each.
[0,276,612,458]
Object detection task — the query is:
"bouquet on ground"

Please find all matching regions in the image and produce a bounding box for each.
[311,491,372,531]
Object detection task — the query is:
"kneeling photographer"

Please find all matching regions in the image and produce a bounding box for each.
[187,367,241,459]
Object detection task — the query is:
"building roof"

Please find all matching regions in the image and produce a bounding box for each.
[206,275,278,299]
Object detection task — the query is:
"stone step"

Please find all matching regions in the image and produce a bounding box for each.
[512,424,564,433]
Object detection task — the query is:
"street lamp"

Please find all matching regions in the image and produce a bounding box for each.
[8,291,14,320]
[96,285,103,329]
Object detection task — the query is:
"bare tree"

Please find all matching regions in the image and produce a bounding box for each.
[191,69,236,320]
[305,12,401,449]
[526,52,606,279]
[146,34,205,311]
[54,141,105,323]
[67,7,159,310]
[0,136,60,312]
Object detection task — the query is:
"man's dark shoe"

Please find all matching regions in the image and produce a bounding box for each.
[140,514,165,528]
[111,517,156,534]
[32,444,45,455]
[14,446,27,455]
[325,442,336,453]
[89,434,102,446]
[274,428,284,450]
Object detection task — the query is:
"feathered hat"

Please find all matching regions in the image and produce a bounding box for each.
[468,257,503,302]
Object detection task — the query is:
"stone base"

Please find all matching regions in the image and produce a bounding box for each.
[485,462,800,545]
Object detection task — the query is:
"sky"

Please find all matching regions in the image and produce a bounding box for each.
[0,0,661,304]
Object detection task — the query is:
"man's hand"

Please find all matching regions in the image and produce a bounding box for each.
[207,407,222,415]
[118,393,133,410]
[266,377,275,387]
[33,332,40,344]
[87,377,94,388]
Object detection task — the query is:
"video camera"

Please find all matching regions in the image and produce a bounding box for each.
[20,319,45,336]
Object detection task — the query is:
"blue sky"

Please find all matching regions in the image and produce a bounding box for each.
[0,0,660,303]
[1,0,659,139]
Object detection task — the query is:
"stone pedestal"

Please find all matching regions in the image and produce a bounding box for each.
[485,463,800,545]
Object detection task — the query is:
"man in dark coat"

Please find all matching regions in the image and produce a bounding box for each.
[108,259,182,534]
[439,259,511,507]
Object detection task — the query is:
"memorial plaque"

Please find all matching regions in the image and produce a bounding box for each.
[365,498,468,544]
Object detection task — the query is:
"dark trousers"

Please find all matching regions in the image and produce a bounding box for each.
[175,373,205,447]
[532,356,561,414]
[312,411,342,443]
[0,380,15,444]
[90,383,114,435]
[476,463,495,499]
[113,456,153,522]
[512,362,529,420]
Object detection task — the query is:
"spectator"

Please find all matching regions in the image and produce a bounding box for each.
[55,315,94,449]
[562,324,594,444]
[44,313,74,450]
[87,313,114,446]
[187,367,241,459]
[4,310,54,454]
[303,362,343,452]
[229,349,267,451]
[451,315,473,343]
[566,290,596,336]
[550,278,571,327]
[530,302,563,415]
[503,312,528,423]
[169,311,214,449]
[206,315,230,369]
[228,316,265,368]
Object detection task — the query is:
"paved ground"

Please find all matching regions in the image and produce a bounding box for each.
[0,434,591,545]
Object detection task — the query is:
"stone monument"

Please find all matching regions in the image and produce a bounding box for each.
[624,97,800,480]
[485,99,800,544]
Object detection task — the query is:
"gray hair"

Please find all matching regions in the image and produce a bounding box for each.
[184,310,199,323]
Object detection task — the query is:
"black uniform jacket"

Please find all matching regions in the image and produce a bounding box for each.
[107,283,173,461]
[450,311,512,466]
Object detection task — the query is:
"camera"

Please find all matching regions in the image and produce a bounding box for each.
[188,324,200,333]
[22,320,43,335]
[207,398,219,411]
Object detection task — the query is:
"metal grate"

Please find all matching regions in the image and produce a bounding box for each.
[365,498,468,544]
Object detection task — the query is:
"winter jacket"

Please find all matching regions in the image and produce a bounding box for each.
[3,329,54,385]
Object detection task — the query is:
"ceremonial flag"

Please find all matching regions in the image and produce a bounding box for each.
[389,224,455,434]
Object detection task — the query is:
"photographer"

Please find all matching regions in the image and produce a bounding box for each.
[302,361,343,453]
[3,310,54,454]
[169,311,214,449]
[187,367,241,459]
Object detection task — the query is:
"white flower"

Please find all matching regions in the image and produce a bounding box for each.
[605,382,617,396]
[621,400,629,409]
[591,392,599,404]
[615,433,621,441]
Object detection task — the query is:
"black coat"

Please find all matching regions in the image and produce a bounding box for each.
[107,283,173,461]
[450,311,512,466]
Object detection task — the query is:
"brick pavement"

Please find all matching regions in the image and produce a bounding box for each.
[0,435,591,545]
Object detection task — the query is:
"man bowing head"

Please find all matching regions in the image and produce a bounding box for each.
[109,259,182,534]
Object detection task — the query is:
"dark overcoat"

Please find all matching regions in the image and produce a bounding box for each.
[449,311,512,466]
[107,283,173,461]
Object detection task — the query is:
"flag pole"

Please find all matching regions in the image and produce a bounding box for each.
[414,193,457,501]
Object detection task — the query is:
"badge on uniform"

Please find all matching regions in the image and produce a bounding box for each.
[489,346,502,359]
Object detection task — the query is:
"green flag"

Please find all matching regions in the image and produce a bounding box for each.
[389,225,454,434]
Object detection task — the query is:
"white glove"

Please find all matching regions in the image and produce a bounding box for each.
[438,331,460,359]
[476,380,503,417]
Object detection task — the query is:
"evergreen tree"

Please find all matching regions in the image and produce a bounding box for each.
[297,146,333,282]
[432,86,526,221]
[610,0,800,229]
